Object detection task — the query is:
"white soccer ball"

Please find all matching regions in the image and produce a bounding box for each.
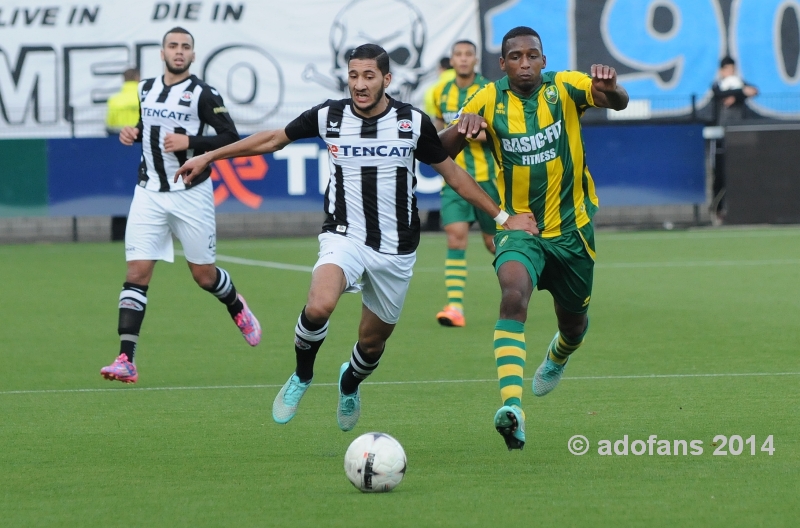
[344,432,407,492]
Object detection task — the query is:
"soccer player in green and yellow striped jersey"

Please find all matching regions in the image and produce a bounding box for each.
[440,26,629,451]
[431,40,501,328]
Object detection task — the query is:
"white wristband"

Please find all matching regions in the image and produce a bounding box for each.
[493,210,510,225]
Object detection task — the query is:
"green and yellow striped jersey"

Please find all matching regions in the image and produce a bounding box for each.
[433,74,498,183]
[458,71,600,238]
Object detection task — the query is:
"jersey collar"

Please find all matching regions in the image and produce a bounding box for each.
[161,73,195,89]
[495,71,555,97]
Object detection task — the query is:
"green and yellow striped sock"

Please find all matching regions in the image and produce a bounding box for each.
[494,319,526,408]
[548,318,589,364]
[444,249,466,312]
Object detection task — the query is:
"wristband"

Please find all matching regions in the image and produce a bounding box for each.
[493,210,510,225]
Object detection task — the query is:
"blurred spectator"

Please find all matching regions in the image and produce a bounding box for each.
[709,57,759,223]
[712,56,759,125]
[106,68,141,134]
[423,57,456,118]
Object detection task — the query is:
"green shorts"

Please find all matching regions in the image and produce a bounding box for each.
[493,223,596,314]
[440,180,500,235]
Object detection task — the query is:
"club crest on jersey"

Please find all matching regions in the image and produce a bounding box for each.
[544,85,559,104]
[397,119,413,132]
[180,91,193,103]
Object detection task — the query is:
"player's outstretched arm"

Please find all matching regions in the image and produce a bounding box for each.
[432,157,538,235]
[438,113,487,158]
[174,128,292,184]
[590,64,629,111]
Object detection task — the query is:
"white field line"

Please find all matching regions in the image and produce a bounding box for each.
[214,253,313,272]
[597,228,800,241]
[2,371,799,396]
[209,253,800,274]
[596,259,800,269]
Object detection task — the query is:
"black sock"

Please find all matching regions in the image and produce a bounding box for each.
[118,282,148,362]
[340,342,383,395]
[204,267,243,317]
[294,307,328,382]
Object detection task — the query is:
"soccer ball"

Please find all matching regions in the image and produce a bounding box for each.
[344,432,407,492]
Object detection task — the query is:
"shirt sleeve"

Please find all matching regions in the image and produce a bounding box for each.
[414,112,449,165]
[285,102,326,141]
[188,87,240,152]
[559,71,595,112]
[452,85,489,124]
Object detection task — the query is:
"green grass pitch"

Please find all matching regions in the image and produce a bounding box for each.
[1,227,798,527]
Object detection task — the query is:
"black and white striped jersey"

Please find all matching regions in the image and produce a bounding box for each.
[285,97,449,255]
[134,74,239,192]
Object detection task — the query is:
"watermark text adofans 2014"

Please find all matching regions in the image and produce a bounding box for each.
[567,435,775,456]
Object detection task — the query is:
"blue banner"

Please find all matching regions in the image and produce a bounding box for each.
[44,124,705,217]
[585,124,705,206]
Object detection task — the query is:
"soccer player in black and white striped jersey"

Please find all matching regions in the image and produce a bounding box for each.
[176,44,536,430]
[100,27,262,384]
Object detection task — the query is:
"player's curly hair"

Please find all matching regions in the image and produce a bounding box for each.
[501,26,542,58]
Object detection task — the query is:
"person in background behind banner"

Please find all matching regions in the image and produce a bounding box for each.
[709,56,759,224]
[99,27,262,385]
[431,40,500,328]
[106,68,141,135]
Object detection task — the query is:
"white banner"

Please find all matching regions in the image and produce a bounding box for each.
[0,0,479,137]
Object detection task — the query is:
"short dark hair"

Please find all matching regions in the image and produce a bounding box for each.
[123,68,140,82]
[348,44,390,76]
[501,26,542,58]
[439,56,451,70]
[720,56,735,68]
[452,40,477,54]
[162,26,194,47]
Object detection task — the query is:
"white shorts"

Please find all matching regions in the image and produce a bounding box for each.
[314,232,416,324]
[125,178,216,264]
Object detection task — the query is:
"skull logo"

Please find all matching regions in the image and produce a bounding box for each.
[303,0,426,102]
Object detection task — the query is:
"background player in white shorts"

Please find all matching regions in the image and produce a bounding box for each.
[100,27,261,384]
[176,44,536,431]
